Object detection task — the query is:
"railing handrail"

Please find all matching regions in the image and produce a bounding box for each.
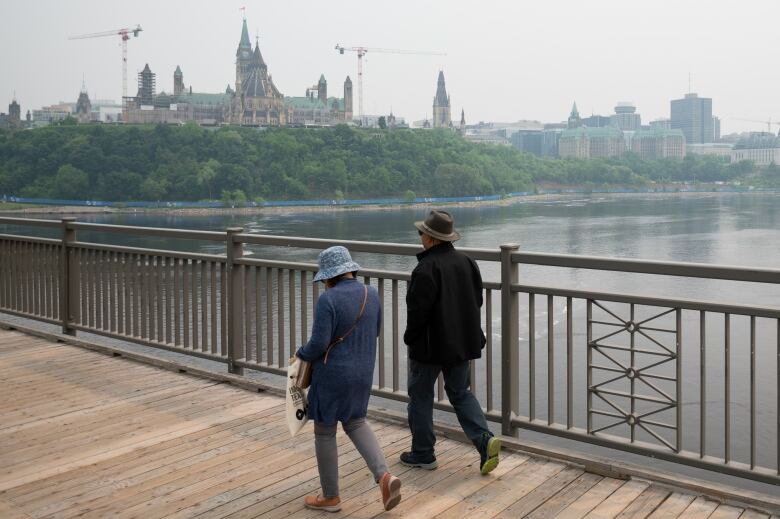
[236,233,501,261]
[0,216,61,228]
[513,251,780,284]
[4,217,778,283]
[514,283,780,319]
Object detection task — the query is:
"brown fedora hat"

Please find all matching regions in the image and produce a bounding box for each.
[414,210,461,242]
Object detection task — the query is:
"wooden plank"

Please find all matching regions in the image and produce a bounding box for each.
[65,420,362,519]
[434,458,568,519]
[678,496,721,519]
[135,422,415,519]
[2,391,260,467]
[25,414,295,519]
[615,486,672,519]
[8,412,280,507]
[0,385,239,460]
[118,422,409,519]
[525,472,603,519]
[740,511,770,519]
[0,498,35,519]
[554,477,627,519]
[494,466,586,518]
[346,452,532,519]
[253,440,478,519]
[189,429,456,519]
[582,480,651,519]
[708,505,745,519]
[0,397,276,492]
[647,493,697,519]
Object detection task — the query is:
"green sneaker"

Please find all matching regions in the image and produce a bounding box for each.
[480,436,501,475]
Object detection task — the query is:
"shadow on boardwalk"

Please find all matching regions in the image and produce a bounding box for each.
[0,329,775,519]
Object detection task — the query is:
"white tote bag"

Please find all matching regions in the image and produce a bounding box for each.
[286,357,309,437]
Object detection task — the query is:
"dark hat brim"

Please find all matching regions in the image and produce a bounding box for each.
[414,221,461,242]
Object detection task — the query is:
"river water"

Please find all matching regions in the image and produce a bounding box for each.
[5,192,780,476]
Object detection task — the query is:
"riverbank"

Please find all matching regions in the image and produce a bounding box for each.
[1,189,777,217]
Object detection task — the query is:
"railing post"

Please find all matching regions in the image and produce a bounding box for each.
[500,243,520,437]
[60,217,77,336]
[226,227,244,375]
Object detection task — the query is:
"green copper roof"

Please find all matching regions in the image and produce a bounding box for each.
[178,92,231,105]
[285,96,328,109]
[319,74,326,82]
[239,18,251,49]
[284,96,345,111]
[174,65,182,75]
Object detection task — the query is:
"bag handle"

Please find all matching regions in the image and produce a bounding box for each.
[323,285,369,364]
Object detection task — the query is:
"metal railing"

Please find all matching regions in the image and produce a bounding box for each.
[0,216,778,485]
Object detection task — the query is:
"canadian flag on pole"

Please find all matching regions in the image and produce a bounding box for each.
[239,6,246,16]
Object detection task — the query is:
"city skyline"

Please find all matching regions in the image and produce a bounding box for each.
[1,0,778,134]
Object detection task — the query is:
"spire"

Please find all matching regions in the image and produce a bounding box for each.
[319,74,326,82]
[460,108,465,125]
[434,70,449,107]
[81,74,87,94]
[570,101,579,118]
[252,39,266,67]
[174,65,182,76]
[239,17,251,49]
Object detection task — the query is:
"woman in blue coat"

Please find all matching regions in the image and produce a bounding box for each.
[296,246,401,513]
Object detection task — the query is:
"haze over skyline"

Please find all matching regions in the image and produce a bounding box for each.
[2,0,778,134]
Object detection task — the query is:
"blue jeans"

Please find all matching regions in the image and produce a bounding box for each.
[407,358,491,456]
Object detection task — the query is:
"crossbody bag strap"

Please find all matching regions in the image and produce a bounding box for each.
[323,285,369,364]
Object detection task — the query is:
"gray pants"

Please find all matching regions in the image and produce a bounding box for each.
[314,418,388,498]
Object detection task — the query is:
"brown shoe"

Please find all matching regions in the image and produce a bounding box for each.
[304,494,341,512]
[379,472,402,511]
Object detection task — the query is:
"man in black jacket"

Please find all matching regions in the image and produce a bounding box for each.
[400,210,500,475]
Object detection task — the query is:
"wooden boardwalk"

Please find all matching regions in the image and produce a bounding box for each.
[0,328,776,519]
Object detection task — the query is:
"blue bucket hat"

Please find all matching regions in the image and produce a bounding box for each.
[313,246,361,282]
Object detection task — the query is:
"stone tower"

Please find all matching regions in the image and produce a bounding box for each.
[138,64,156,105]
[432,70,451,128]
[76,81,92,123]
[174,66,184,96]
[317,74,327,105]
[567,101,582,129]
[8,96,20,126]
[343,76,353,120]
[460,108,465,132]
[230,20,287,125]
[235,17,253,95]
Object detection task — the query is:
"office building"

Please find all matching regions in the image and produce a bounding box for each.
[611,102,641,131]
[670,92,713,144]
[631,128,685,159]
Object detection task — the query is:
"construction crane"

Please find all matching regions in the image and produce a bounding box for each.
[732,117,780,136]
[69,25,143,120]
[334,44,446,126]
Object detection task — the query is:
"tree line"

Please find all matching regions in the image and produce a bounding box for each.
[0,123,767,202]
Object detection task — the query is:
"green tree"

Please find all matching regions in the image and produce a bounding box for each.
[140,177,169,201]
[378,116,387,130]
[52,165,89,200]
[196,159,220,200]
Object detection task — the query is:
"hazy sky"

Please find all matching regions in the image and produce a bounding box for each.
[2,1,778,134]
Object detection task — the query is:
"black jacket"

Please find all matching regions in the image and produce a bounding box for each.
[404,242,486,365]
